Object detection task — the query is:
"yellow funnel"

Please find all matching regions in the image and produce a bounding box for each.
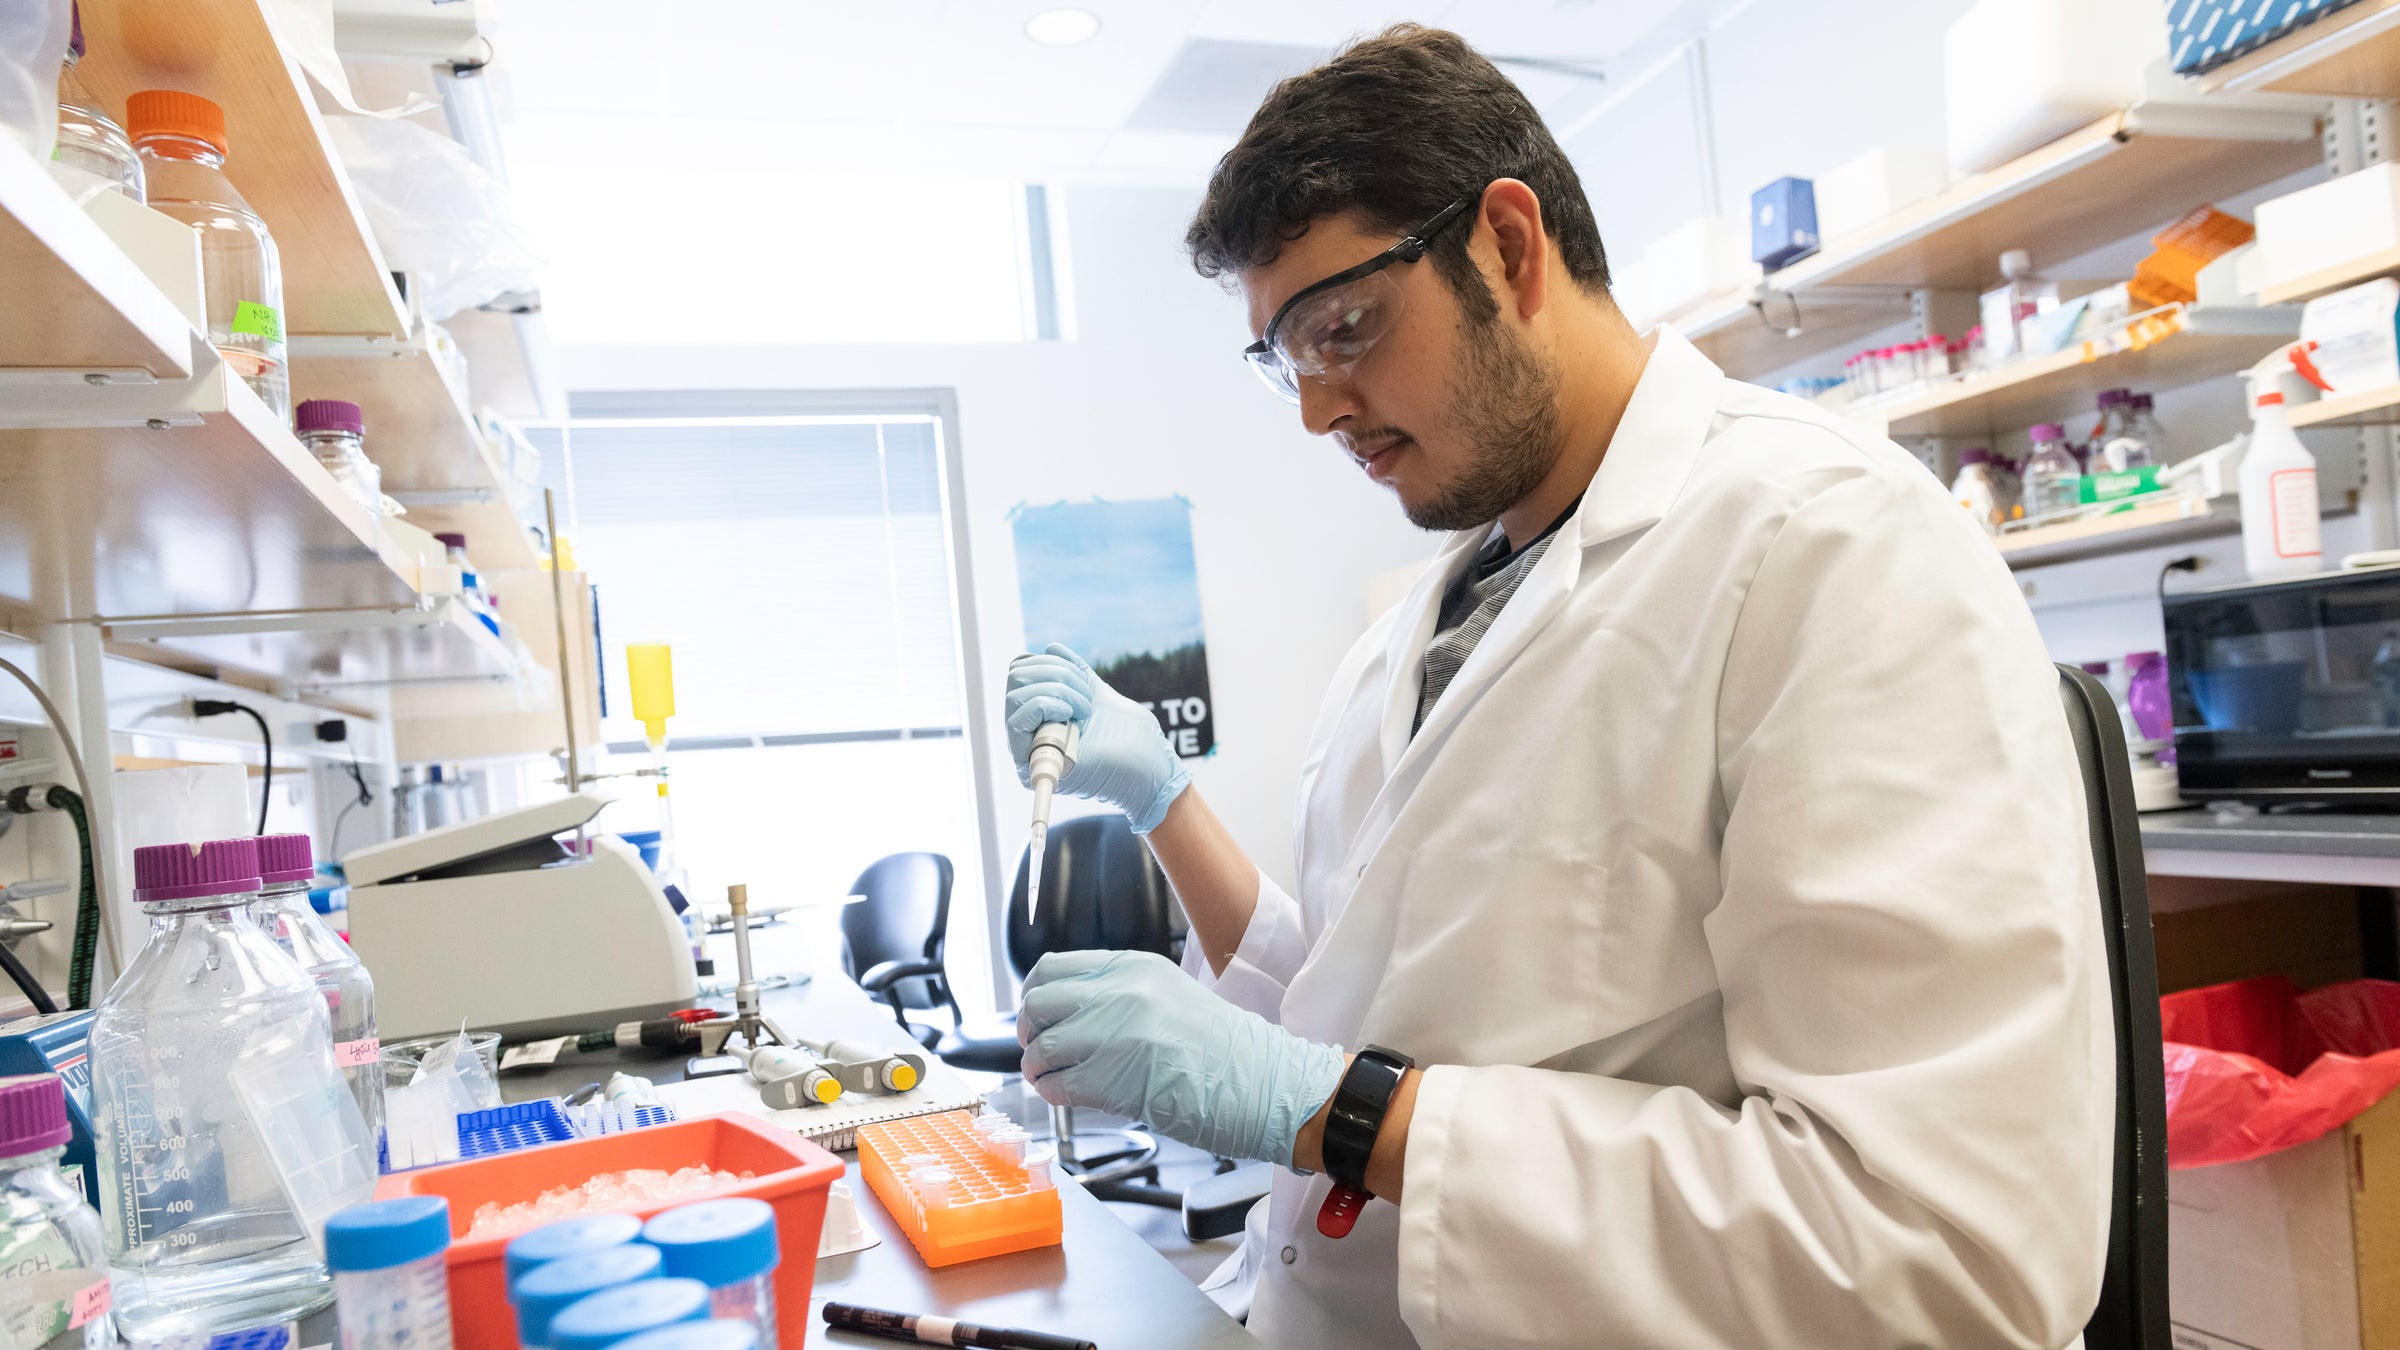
[626,643,675,747]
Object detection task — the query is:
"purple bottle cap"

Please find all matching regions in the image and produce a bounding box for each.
[2096,388,2134,409]
[69,3,84,60]
[0,1074,70,1158]
[433,533,468,551]
[2079,661,2111,676]
[293,399,364,436]
[133,838,262,904]
[2133,393,2155,411]
[2128,651,2164,670]
[1957,447,1991,466]
[2030,423,2065,442]
[256,833,315,885]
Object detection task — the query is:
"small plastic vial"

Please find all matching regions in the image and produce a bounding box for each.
[545,1278,711,1350]
[606,1320,759,1350]
[985,1128,1029,1165]
[913,1166,956,1212]
[1023,1144,1057,1192]
[0,1073,113,1350]
[325,1196,453,1350]
[511,1244,664,1350]
[503,1214,647,1285]
[641,1200,779,1350]
[52,3,143,204]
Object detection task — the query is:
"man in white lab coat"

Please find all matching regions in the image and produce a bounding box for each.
[1005,24,2114,1350]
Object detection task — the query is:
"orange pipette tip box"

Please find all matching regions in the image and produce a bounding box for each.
[857,1110,1063,1267]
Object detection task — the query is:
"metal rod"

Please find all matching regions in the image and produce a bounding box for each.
[729,882,759,1019]
[544,488,580,794]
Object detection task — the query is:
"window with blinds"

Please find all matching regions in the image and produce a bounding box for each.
[526,393,967,747]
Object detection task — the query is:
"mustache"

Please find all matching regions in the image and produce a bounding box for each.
[1337,427,1411,459]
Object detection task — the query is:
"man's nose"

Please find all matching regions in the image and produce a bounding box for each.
[1297,374,1357,437]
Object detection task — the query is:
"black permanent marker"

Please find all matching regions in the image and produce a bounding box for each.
[821,1300,1097,1350]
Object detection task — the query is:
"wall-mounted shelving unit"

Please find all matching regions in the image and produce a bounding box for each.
[2257,243,2400,307]
[1996,494,2231,569]
[2196,0,2400,100]
[1850,306,2300,439]
[105,596,518,690]
[0,135,192,379]
[2291,383,2400,431]
[1657,101,2325,379]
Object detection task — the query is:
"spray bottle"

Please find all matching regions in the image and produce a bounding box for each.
[2239,345,2332,582]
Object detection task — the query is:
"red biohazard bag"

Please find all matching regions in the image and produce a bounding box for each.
[2161,976,2400,1169]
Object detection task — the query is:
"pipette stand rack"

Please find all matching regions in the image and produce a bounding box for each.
[683,882,790,1076]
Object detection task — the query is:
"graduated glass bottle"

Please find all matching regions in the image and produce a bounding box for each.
[251,833,385,1170]
[51,4,143,204]
[126,90,288,418]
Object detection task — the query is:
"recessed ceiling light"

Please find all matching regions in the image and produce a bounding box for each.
[1025,8,1100,46]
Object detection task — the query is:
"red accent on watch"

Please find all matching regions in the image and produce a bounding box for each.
[1316,1184,1369,1238]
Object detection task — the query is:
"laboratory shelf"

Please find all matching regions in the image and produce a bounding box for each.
[73,0,410,340]
[0,359,424,624]
[2195,0,2400,100]
[1663,102,2325,379]
[105,594,519,690]
[1852,305,2300,439]
[1996,494,2232,569]
[2289,382,2400,430]
[2258,243,2400,308]
[290,337,543,572]
[0,131,192,379]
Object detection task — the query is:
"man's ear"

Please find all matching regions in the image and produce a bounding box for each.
[1477,179,1549,322]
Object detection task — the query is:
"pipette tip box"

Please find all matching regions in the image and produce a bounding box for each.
[857,1110,1062,1267]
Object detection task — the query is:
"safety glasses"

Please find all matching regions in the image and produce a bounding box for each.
[1242,194,1478,405]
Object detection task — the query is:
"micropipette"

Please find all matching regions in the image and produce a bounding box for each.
[1024,722,1079,924]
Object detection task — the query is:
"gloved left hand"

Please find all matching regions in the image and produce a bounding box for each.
[1017,950,1346,1169]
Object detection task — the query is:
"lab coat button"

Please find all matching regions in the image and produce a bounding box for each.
[1280,1245,1297,1264]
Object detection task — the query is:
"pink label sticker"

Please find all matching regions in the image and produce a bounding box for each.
[69,1277,110,1328]
[336,1037,381,1067]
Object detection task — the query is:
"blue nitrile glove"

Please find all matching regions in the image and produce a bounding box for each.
[1004,643,1191,834]
[1017,950,1347,1169]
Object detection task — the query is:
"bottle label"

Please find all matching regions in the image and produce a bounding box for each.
[67,1280,108,1330]
[2272,468,2322,559]
[335,1037,381,1068]
[231,301,284,345]
[0,1230,95,1350]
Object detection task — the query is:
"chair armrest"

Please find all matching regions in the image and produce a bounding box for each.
[858,958,944,994]
[1182,1161,1272,1241]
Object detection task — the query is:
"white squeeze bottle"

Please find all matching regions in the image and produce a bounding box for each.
[2240,389,2320,582]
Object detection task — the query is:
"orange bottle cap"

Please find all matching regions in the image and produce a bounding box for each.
[2257,390,2286,406]
[126,90,227,155]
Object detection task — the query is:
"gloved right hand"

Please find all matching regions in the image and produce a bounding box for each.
[1005,644,1190,834]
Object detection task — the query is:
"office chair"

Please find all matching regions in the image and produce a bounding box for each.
[2057,664,2170,1350]
[935,812,1191,1208]
[838,851,961,1052]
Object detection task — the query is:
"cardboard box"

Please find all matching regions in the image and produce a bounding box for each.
[1813,145,1949,243]
[2169,1090,2400,1349]
[2257,163,2400,295]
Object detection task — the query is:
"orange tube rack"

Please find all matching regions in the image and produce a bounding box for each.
[856,1110,1063,1267]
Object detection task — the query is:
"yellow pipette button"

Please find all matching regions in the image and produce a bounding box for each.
[890,1062,920,1092]
[815,1077,843,1104]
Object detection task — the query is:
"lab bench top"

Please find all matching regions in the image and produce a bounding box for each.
[2141,807,2400,889]
[495,942,1251,1350]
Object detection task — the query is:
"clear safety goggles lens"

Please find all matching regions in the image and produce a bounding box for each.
[1247,270,1407,406]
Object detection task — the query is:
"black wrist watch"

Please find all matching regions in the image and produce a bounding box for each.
[1314,1045,1413,1238]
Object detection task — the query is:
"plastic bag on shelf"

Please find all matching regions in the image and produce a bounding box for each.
[2161,976,2400,1169]
[0,0,71,162]
[326,114,541,322]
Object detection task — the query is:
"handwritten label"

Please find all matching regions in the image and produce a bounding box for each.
[69,1278,110,1328]
[231,301,283,345]
[500,1037,573,1071]
[334,1038,380,1068]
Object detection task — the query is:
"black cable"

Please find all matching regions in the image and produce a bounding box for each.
[43,787,96,1009]
[194,700,272,834]
[329,740,373,859]
[2159,555,2204,607]
[0,932,55,1015]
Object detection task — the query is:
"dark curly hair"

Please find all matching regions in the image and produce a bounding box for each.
[1185,23,1612,319]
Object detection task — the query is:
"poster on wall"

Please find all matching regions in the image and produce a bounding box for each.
[1011,496,1215,758]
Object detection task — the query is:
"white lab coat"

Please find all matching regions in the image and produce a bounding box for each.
[1187,328,2113,1349]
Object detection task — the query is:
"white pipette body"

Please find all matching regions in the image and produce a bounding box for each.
[1025,722,1079,923]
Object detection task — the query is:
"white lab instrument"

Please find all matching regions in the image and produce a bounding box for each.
[1024,722,1078,922]
[343,795,698,1040]
[1190,330,2110,1348]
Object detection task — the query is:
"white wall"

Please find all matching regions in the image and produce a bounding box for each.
[558,185,1435,1001]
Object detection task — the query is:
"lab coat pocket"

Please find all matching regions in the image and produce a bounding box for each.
[1374,844,1609,1065]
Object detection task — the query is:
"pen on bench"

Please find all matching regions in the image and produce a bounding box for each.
[821,1300,1098,1350]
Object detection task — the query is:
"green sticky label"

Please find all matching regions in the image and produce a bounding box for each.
[2078,466,2164,504]
[231,301,283,344]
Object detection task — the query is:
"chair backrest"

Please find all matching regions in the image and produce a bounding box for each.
[2057,665,2169,1350]
[1002,813,1180,977]
[840,851,953,1002]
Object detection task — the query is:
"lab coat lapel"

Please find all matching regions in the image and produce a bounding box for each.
[1394,326,1724,772]
[1373,529,1486,779]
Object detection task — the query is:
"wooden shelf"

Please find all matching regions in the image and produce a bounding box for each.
[0,131,192,378]
[290,338,542,571]
[2257,244,2400,307]
[1664,102,2324,378]
[74,0,409,339]
[1999,495,2230,569]
[0,360,423,623]
[2289,382,2400,430]
[1853,306,2300,439]
[107,595,520,689]
[2197,0,2400,100]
